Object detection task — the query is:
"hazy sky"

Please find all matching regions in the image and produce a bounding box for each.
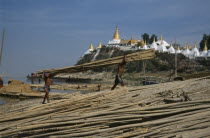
[0,0,210,76]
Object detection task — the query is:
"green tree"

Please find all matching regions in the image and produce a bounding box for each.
[199,33,210,51]
[149,34,158,44]
[141,33,150,44]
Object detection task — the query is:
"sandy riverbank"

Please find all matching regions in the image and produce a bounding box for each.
[0,76,210,137]
[0,80,75,100]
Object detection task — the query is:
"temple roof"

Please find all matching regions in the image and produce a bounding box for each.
[128,36,137,45]
[120,39,130,44]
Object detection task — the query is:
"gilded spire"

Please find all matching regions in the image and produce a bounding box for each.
[161,39,164,45]
[177,46,180,50]
[194,42,197,48]
[113,26,120,39]
[186,43,189,50]
[144,40,147,45]
[129,36,136,45]
[160,35,163,41]
[153,37,156,43]
[89,43,94,50]
[97,42,102,49]
[188,44,191,49]
[204,41,208,51]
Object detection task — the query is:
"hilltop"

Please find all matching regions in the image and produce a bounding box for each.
[76,47,210,81]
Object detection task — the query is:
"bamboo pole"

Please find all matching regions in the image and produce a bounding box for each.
[0,28,5,66]
[1,77,210,137]
[37,49,155,74]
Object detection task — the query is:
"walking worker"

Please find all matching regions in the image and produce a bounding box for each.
[111,54,127,90]
[42,72,54,104]
[97,84,101,91]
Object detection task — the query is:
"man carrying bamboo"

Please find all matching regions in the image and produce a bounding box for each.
[42,72,54,104]
[111,54,126,90]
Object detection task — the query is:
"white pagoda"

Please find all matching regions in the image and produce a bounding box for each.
[200,41,208,57]
[150,37,158,50]
[84,43,94,55]
[190,43,200,57]
[107,26,121,47]
[157,40,167,52]
[142,40,148,50]
[176,46,181,53]
[156,35,169,47]
[168,43,175,53]
[182,45,191,56]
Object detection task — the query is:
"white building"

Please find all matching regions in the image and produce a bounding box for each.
[157,40,167,52]
[200,42,208,57]
[150,37,158,50]
[176,46,181,53]
[190,43,200,57]
[156,35,170,47]
[84,43,94,55]
[83,26,209,61]
[182,45,191,56]
[142,40,148,50]
[168,43,175,53]
[107,26,121,47]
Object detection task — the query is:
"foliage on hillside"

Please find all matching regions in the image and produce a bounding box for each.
[76,47,208,74]
[200,33,210,50]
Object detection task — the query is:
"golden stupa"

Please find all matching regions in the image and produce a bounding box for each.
[113,26,120,39]
[97,42,102,48]
[89,43,94,50]
[204,41,208,51]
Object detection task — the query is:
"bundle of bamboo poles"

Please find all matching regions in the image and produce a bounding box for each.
[37,49,155,74]
[1,77,210,137]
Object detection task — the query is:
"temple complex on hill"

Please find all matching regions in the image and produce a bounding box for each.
[84,26,210,59]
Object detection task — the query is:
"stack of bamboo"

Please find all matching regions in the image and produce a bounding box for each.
[37,49,155,74]
[0,77,210,137]
[182,71,210,80]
